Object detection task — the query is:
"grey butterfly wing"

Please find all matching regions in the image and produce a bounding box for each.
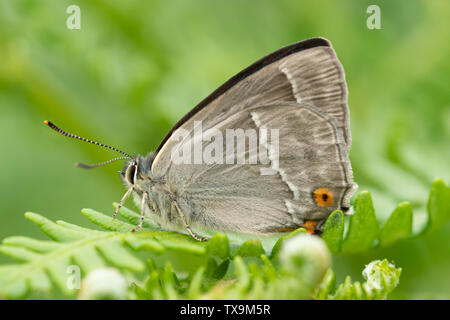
[162,107,295,234]
[150,38,356,234]
[248,103,354,221]
[162,103,353,234]
[152,38,351,174]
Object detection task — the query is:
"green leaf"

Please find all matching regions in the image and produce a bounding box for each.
[46,256,73,295]
[113,203,160,230]
[342,191,379,253]
[96,241,145,272]
[0,266,29,299]
[237,240,265,258]
[313,268,336,300]
[232,256,251,293]
[72,246,106,273]
[2,236,59,253]
[270,228,306,260]
[206,233,230,259]
[124,236,165,253]
[81,209,135,232]
[425,178,450,233]
[211,259,230,280]
[24,212,85,242]
[379,202,413,246]
[321,210,344,254]
[187,266,205,299]
[0,245,41,262]
[331,259,401,300]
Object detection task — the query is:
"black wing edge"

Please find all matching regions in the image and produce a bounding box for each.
[154,37,331,156]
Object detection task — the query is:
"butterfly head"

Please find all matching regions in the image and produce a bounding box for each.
[120,153,155,188]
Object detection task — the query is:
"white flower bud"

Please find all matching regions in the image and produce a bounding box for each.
[362,259,400,297]
[78,267,127,300]
[279,233,331,281]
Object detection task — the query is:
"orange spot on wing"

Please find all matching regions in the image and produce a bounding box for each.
[303,220,317,234]
[313,187,334,207]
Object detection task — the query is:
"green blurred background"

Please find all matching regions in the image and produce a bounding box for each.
[0,0,448,299]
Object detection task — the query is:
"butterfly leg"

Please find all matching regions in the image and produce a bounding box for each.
[173,202,208,242]
[112,186,133,219]
[132,192,148,232]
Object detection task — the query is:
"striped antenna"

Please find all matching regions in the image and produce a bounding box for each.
[75,156,131,169]
[44,120,132,168]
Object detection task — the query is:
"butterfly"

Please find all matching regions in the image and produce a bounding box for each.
[45,37,356,241]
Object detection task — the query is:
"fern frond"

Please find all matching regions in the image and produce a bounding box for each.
[0,179,447,299]
[314,259,402,300]
[0,207,206,299]
[321,178,450,254]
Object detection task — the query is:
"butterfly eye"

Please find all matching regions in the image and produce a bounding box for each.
[313,187,334,207]
[125,162,137,185]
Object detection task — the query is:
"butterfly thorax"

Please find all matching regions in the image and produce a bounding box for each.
[120,153,186,231]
